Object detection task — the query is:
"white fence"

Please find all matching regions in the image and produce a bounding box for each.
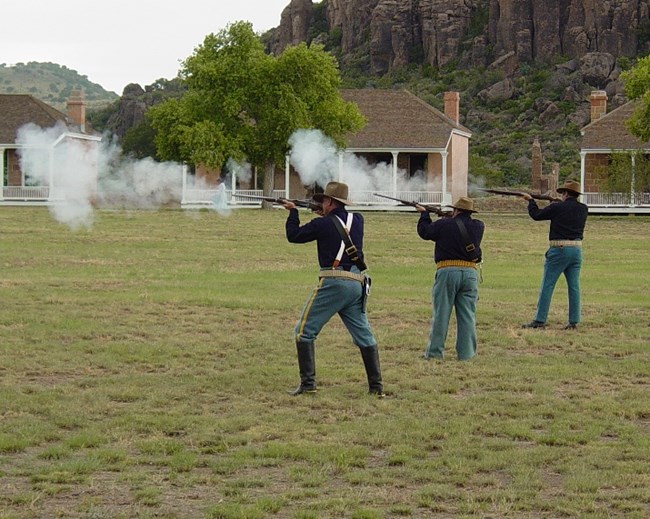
[2,186,50,200]
[583,192,650,207]
[5,185,648,211]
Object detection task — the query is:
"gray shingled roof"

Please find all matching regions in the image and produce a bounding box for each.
[340,89,471,150]
[581,101,650,150]
[0,94,68,144]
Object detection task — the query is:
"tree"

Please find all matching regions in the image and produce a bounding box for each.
[149,21,364,199]
[621,54,650,141]
[597,152,650,201]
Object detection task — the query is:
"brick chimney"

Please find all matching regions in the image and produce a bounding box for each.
[589,90,608,123]
[67,90,86,132]
[444,91,460,124]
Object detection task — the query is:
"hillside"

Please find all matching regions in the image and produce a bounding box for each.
[262,0,650,185]
[0,61,118,111]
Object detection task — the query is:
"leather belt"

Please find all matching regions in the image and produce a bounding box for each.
[436,260,478,269]
[319,270,366,283]
[549,240,582,247]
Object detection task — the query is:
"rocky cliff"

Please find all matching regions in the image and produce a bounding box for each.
[269,0,650,76]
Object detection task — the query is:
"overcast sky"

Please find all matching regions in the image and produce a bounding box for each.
[2,0,291,94]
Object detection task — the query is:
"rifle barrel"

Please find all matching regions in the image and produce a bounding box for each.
[479,188,561,202]
[373,193,449,216]
[233,194,322,210]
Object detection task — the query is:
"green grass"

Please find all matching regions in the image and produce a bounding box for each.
[1,207,649,518]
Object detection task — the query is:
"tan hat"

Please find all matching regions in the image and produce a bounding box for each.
[313,181,352,205]
[557,180,581,195]
[450,196,477,213]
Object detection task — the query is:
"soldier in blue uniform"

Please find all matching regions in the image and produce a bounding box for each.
[416,196,484,361]
[520,180,588,330]
[282,181,385,397]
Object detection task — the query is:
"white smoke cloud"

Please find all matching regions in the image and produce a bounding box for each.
[288,129,339,187]
[16,123,183,230]
[225,158,252,184]
[288,128,438,201]
[468,173,487,197]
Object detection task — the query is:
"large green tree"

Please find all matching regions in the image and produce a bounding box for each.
[621,54,650,141]
[149,21,364,195]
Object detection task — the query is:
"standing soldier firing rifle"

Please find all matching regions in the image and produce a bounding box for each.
[416,197,484,361]
[281,181,386,397]
[519,180,588,330]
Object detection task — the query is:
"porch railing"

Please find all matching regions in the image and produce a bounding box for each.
[583,192,650,206]
[2,186,50,200]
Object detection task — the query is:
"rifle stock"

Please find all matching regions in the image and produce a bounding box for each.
[373,193,452,217]
[234,194,322,211]
[479,188,561,202]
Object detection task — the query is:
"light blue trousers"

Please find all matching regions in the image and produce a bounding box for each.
[534,246,582,324]
[294,269,376,348]
[424,267,479,361]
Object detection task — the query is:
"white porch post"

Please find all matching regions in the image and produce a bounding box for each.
[0,148,4,200]
[285,154,290,199]
[579,151,586,203]
[631,154,636,206]
[338,151,343,181]
[181,164,187,204]
[391,151,398,197]
[441,151,448,204]
[231,164,237,197]
[48,148,55,201]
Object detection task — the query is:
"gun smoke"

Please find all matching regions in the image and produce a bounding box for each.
[288,129,437,196]
[16,123,183,230]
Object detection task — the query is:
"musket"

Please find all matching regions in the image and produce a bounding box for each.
[479,188,561,202]
[373,193,452,217]
[233,193,323,211]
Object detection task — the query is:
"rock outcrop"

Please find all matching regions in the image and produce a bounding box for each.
[106,84,148,139]
[269,0,650,76]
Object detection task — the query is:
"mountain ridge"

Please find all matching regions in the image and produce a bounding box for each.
[0,61,118,111]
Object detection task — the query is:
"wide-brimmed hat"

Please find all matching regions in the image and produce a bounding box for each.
[450,196,477,213]
[557,180,581,195]
[313,181,351,205]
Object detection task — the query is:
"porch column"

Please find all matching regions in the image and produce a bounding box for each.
[48,149,55,201]
[181,164,187,204]
[231,164,237,197]
[441,151,448,204]
[338,151,343,181]
[631,154,636,206]
[391,151,399,197]
[579,151,586,203]
[285,154,290,199]
[0,148,4,200]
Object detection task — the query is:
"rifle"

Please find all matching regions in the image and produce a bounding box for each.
[373,193,452,217]
[479,188,561,202]
[233,193,323,211]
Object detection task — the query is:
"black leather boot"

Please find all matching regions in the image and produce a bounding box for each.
[288,341,317,396]
[360,345,385,397]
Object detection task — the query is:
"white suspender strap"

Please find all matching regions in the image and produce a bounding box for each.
[333,213,354,268]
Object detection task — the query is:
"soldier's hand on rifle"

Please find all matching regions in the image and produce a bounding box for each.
[282,200,296,210]
[414,203,427,213]
[520,193,533,201]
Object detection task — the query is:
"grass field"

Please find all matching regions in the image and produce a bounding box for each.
[1,206,649,519]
